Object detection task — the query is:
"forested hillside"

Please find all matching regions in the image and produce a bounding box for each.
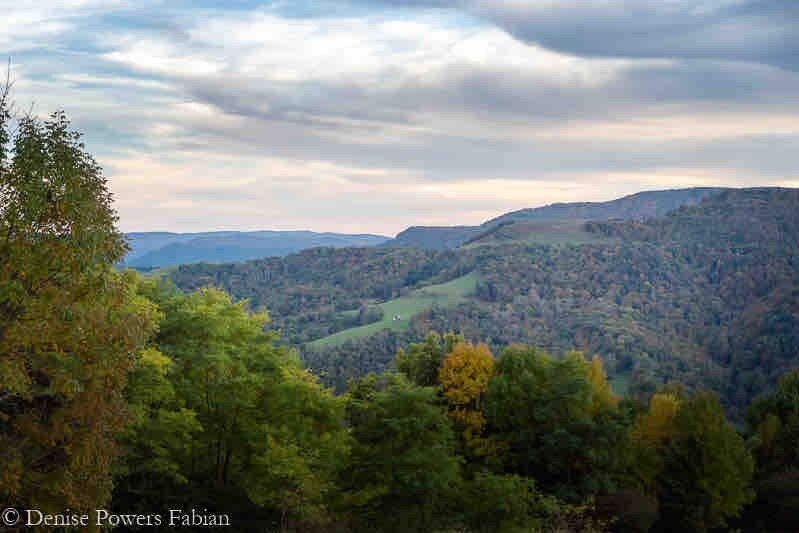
[485,187,725,226]
[168,189,799,418]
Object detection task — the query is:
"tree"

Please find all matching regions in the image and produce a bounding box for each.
[438,341,495,443]
[636,391,754,532]
[242,366,349,530]
[633,392,681,448]
[0,102,158,512]
[746,369,799,475]
[342,374,461,532]
[587,354,617,413]
[458,472,564,532]
[485,346,629,500]
[117,281,348,530]
[740,370,799,530]
[395,331,463,387]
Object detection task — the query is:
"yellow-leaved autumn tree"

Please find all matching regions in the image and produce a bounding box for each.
[587,355,618,413]
[633,392,681,446]
[438,342,495,443]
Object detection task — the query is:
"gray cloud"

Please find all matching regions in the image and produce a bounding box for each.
[360,0,798,69]
[469,0,799,71]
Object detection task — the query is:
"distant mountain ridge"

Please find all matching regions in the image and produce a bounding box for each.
[127,188,728,267]
[384,187,728,250]
[484,187,726,226]
[123,230,390,268]
[387,226,483,251]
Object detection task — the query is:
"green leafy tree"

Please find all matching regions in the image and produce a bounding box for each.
[241,365,348,529]
[342,374,461,532]
[746,369,799,475]
[113,343,202,514]
[395,331,463,387]
[117,282,347,530]
[0,101,158,512]
[459,472,565,532]
[740,370,799,530]
[641,391,754,532]
[485,346,630,500]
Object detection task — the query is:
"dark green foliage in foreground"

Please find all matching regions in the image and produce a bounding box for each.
[652,392,754,532]
[738,370,799,531]
[115,282,348,531]
[341,374,460,532]
[485,346,631,501]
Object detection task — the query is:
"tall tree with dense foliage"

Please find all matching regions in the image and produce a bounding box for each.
[746,369,799,475]
[439,341,495,443]
[485,346,629,500]
[0,100,158,512]
[740,369,799,530]
[394,331,447,387]
[395,331,463,387]
[341,373,461,532]
[115,281,348,530]
[632,390,754,531]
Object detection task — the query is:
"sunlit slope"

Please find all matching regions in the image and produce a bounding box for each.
[307,272,479,348]
[461,219,611,247]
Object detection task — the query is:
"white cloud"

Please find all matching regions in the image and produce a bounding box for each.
[0,0,130,50]
[104,11,631,90]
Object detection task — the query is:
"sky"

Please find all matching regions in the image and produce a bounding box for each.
[3,0,798,235]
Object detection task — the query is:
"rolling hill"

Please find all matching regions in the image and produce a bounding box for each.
[167,187,799,419]
[383,187,727,250]
[128,188,727,267]
[123,230,390,268]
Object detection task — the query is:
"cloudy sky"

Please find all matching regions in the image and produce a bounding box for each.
[3,0,798,235]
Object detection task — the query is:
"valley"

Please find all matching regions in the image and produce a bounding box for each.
[167,187,799,418]
[308,271,480,348]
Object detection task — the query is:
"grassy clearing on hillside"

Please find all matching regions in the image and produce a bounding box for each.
[462,220,610,248]
[307,272,479,348]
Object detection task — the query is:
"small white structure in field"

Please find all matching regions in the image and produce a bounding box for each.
[392,314,402,321]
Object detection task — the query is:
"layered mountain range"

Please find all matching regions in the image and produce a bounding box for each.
[123,230,389,268]
[128,188,726,267]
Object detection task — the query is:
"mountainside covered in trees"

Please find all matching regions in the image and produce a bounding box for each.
[124,230,389,268]
[484,187,725,226]
[169,188,799,417]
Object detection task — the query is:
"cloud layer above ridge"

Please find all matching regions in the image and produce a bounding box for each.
[4,0,797,234]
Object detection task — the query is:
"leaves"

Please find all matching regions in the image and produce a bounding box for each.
[439,341,495,442]
[0,106,156,512]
